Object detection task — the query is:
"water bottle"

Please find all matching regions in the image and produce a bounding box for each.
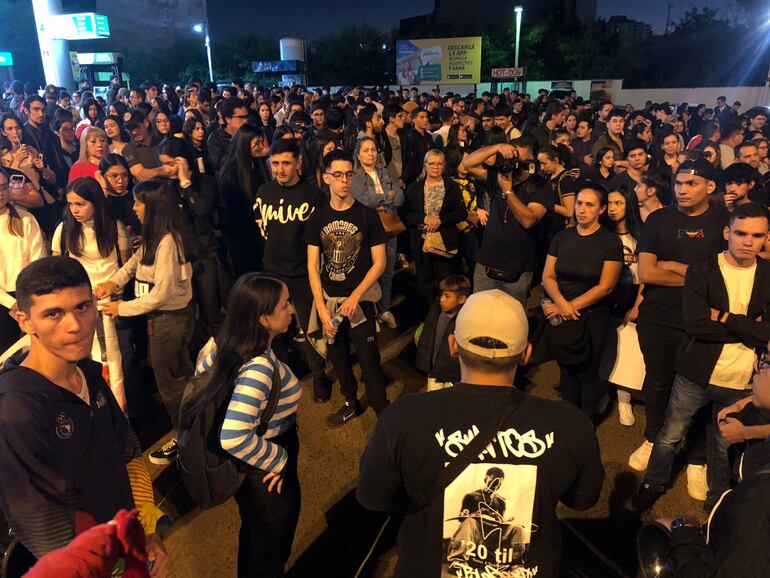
[541,297,564,327]
[126,225,140,254]
[331,311,345,329]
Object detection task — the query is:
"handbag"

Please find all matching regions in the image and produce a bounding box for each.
[422,231,458,258]
[353,391,523,577]
[376,207,406,237]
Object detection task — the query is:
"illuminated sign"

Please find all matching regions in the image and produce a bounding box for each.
[47,13,110,40]
[0,52,13,66]
[396,37,482,85]
[77,52,117,65]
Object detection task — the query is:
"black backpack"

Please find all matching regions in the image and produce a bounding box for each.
[176,355,282,509]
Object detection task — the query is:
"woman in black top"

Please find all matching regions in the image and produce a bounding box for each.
[542,184,623,420]
[590,147,616,189]
[404,149,467,308]
[257,103,276,144]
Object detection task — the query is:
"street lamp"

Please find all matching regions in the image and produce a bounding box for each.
[193,23,214,83]
[514,6,523,69]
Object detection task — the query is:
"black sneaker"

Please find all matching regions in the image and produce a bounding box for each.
[632,482,664,512]
[149,438,178,465]
[313,377,332,404]
[327,401,362,429]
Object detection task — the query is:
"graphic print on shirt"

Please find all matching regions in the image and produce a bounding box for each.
[253,197,315,239]
[134,279,154,298]
[677,228,705,239]
[320,219,363,282]
[436,425,555,577]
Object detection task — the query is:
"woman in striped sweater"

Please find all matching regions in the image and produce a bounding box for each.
[195,273,302,578]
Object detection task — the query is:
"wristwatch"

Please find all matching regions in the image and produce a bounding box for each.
[671,517,697,530]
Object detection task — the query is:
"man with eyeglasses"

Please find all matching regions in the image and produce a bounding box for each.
[634,201,769,513]
[207,97,249,170]
[305,149,388,428]
[122,111,176,183]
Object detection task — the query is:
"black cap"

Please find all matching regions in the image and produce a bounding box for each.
[677,158,717,182]
[124,109,147,130]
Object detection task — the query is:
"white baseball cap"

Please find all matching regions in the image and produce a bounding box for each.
[454,290,528,358]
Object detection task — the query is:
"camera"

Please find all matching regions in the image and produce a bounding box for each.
[496,155,538,176]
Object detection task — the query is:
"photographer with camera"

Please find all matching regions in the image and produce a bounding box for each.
[462,135,553,305]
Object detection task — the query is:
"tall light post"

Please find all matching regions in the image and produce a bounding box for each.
[514,6,523,69]
[193,23,214,83]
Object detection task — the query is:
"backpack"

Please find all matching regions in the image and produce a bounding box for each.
[176,355,282,509]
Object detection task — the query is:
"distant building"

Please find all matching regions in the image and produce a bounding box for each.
[606,15,652,43]
[400,0,597,37]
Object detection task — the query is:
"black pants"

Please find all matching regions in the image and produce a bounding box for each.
[327,301,388,413]
[415,251,456,310]
[114,316,144,419]
[192,249,231,337]
[235,426,300,578]
[0,301,21,354]
[558,309,611,421]
[147,306,194,428]
[271,276,327,384]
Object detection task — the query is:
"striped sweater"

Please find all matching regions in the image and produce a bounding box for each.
[196,339,301,474]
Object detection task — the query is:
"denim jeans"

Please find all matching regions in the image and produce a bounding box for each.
[644,373,748,504]
[472,264,532,308]
[379,237,397,311]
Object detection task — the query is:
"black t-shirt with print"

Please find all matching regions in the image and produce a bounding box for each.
[357,384,604,578]
[304,200,387,297]
[477,169,555,274]
[637,204,727,328]
[256,180,325,279]
[548,226,624,303]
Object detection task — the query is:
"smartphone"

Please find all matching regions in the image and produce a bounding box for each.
[9,174,25,190]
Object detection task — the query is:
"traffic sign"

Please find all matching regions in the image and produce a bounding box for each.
[491,67,525,79]
[0,52,13,66]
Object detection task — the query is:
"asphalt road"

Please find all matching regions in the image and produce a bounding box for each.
[144,283,705,578]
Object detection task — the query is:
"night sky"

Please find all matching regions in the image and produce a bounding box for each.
[210,0,723,39]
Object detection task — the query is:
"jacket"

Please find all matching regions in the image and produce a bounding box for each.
[349,166,404,211]
[0,355,138,559]
[402,128,435,185]
[404,177,467,253]
[382,128,406,174]
[678,253,770,387]
[415,302,460,382]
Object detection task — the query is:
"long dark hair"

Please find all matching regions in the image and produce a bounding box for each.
[602,184,643,240]
[99,153,134,196]
[159,136,200,187]
[0,171,23,237]
[61,177,119,258]
[182,117,205,149]
[193,273,285,412]
[133,179,196,266]
[219,123,266,201]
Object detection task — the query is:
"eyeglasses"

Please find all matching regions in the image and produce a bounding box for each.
[427,162,444,167]
[326,171,355,181]
[106,172,129,182]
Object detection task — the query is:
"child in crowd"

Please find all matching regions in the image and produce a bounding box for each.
[415,274,470,391]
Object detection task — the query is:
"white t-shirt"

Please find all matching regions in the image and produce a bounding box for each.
[52,220,129,286]
[0,208,46,308]
[710,252,757,390]
[365,169,385,196]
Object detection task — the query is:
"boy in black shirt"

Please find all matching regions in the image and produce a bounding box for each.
[630,159,727,485]
[358,290,603,578]
[305,150,389,428]
[416,274,470,391]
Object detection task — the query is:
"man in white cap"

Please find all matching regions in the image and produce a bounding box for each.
[357,289,603,578]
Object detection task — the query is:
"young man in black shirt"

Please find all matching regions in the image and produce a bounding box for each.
[255,138,332,401]
[462,138,554,306]
[0,257,167,576]
[305,150,388,427]
[357,289,604,578]
[630,159,728,488]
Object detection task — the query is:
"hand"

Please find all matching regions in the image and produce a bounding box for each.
[498,172,513,194]
[718,417,748,444]
[41,166,56,183]
[566,168,581,180]
[337,294,360,319]
[13,147,29,164]
[145,533,169,578]
[476,208,489,226]
[497,143,516,158]
[623,306,639,325]
[560,301,581,321]
[543,303,561,319]
[262,471,284,494]
[583,154,594,166]
[717,399,748,423]
[319,306,337,337]
[32,155,44,170]
[160,164,177,178]
[176,157,192,181]
[724,193,737,209]
[101,300,121,317]
[423,215,440,231]
[94,281,119,299]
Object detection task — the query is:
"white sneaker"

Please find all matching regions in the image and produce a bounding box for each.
[628,440,654,471]
[618,402,636,427]
[379,311,398,329]
[687,464,708,501]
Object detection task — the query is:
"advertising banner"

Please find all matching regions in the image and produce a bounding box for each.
[396,37,482,86]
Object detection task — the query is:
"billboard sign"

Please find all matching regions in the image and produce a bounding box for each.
[252,60,305,73]
[491,67,525,79]
[0,52,13,66]
[396,37,482,85]
[47,13,110,40]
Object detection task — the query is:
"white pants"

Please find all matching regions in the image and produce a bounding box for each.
[92,313,126,411]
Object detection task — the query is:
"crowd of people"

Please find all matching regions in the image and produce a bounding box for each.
[1,74,770,577]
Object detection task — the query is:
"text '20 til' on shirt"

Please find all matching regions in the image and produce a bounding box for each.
[357,385,604,578]
[304,200,387,298]
[111,233,192,316]
[637,204,727,329]
[0,208,46,308]
[547,226,624,303]
[254,180,324,279]
[52,221,129,286]
[195,339,301,474]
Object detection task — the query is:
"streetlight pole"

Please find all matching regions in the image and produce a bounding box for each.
[514,6,523,92]
[194,23,214,83]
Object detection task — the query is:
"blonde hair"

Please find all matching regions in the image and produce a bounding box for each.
[419,149,445,181]
[79,126,108,163]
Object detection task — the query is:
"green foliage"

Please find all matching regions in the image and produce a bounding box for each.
[306,26,395,86]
